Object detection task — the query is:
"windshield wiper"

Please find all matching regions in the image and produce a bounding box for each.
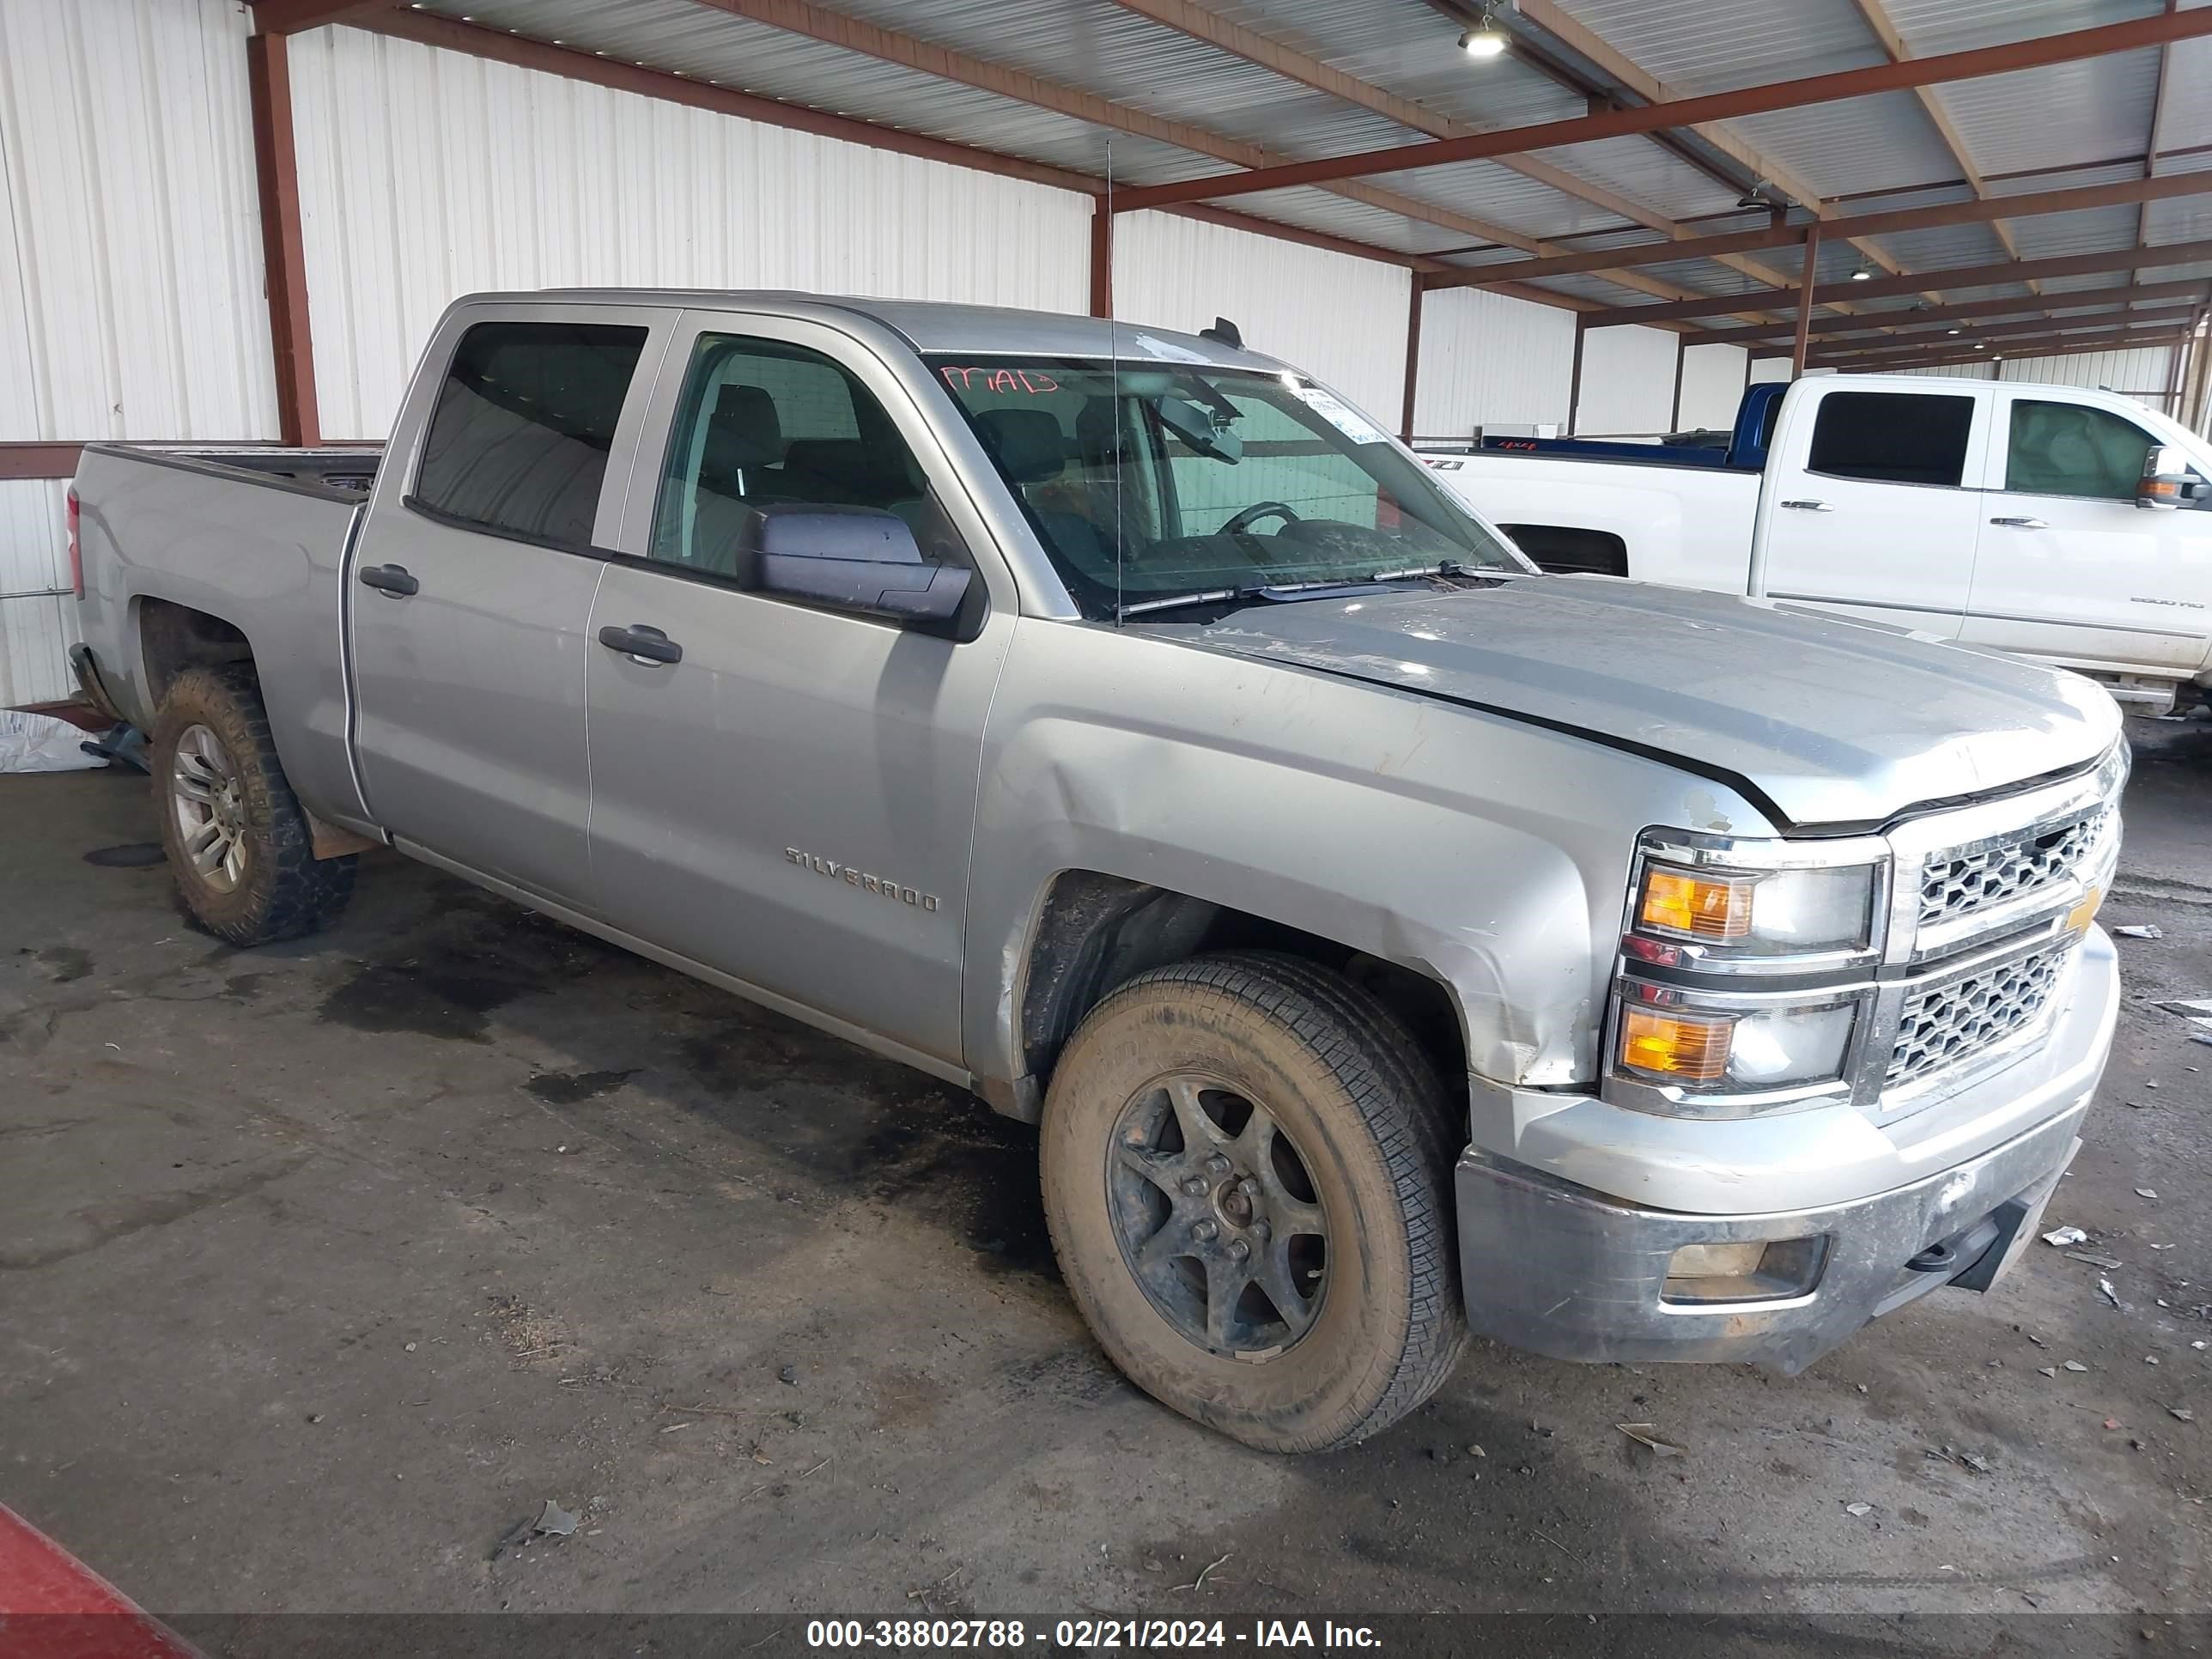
[1116,578,1376,620]
[1369,559,1498,582]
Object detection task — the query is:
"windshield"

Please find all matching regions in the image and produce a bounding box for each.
[927,356,1529,617]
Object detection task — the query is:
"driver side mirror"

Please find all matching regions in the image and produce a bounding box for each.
[733,505,972,633]
[2137,444,2203,510]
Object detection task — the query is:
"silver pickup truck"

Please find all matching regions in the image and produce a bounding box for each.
[68,289,2124,1453]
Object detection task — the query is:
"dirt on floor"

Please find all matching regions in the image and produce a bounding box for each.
[2,725,2208,1635]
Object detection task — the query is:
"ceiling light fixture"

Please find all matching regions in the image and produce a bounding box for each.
[1460,5,1508,58]
[1850,266,1873,283]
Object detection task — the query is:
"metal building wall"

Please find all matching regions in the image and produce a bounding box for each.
[1112,210,1410,425]
[1676,342,1748,431]
[1998,346,2179,414]
[288,28,1094,442]
[1409,286,1577,441]
[0,0,278,705]
[1869,350,2178,414]
[1574,324,1679,435]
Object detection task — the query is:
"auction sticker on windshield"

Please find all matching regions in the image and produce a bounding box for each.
[1291,386,1390,446]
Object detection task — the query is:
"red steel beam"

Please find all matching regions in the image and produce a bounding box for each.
[1589,238,2212,327]
[1107,10,2212,212]
[1818,325,2193,369]
[1401,284,1424,441]
[0,443,85,481]
[1090,201,1113,319]
[367,9,1102,194]
[1690,277,2212,347]
[1844,334,2194,374]
[1791,225,1820,375]
[1425,170,2212,291]
[246,32,319,447]
[250,0,395,33]
[1808,301,2203,356]
[357,10,1468,282]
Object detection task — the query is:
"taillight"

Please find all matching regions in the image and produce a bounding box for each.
[67,486,83,599]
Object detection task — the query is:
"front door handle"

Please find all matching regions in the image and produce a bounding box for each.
[598,623,683,665]
[1990,516,2049,529]
[1780,499,1832,512]
[358,562,419,597]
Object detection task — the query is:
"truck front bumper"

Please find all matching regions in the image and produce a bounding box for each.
[1453,935,2117,1374]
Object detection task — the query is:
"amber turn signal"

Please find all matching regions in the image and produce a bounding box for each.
[1620,1007,1733,1081]
[1638,867,1754,940]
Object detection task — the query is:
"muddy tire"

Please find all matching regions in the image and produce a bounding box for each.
[151,665,356,946]
[1041,951,1467,1453]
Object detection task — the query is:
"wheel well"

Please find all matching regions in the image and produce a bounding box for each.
[1013,872,1468,1116]
[138,598,254,709]
[1498,523,1628,578]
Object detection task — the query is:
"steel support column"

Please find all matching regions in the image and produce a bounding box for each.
[1791,226,1821,376]
[1090,200,1113,319]
[246,32,319,447]
[1401,283,1424,441]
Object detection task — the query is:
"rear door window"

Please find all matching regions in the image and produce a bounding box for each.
[2004,399,2156,501]
[1806,391,1974,488]
[413,321,649,549]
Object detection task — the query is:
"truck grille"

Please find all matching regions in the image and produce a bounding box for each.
[1887,942,2068,1090]
[1918,809,2107,930]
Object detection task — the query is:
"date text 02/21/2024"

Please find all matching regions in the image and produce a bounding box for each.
[804,1620,1383,1649]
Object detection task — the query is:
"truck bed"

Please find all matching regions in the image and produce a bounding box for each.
[1425,448,1761,592]
[71,441,386,834]
[90,443,385,497]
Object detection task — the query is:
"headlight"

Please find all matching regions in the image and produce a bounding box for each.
[1610,828,1887,1116]
[1616,994,1859,1106]
[1633,860,1875,955]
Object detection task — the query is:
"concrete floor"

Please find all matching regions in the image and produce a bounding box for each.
[2,727,2208,1626]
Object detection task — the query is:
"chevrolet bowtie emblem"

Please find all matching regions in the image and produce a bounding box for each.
[2065,883,2104,935]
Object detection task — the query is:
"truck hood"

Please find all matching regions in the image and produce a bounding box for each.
[1188,576,2120,830]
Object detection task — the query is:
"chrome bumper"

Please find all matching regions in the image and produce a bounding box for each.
[1453,1098,2085,1372]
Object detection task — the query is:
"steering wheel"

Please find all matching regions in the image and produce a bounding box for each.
[1219,501,1301,537]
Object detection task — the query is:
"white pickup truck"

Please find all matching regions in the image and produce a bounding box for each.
[1423,372,2212,714]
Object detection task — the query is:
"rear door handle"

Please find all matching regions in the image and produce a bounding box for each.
[358,563,419,596]
[597,623,683,665]
[1990,516,2049,529]
[1780,499,1832,512]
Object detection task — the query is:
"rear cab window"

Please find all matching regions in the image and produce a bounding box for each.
[1806,391,1975,489]
[410,320,650,549]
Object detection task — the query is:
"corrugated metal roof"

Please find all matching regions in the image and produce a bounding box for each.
[1553,0,1887,91]
[1527,135,1745,223]
[1206,1,1589,133]
[405,0,2212,339]
[420,0,1215,185]
[823,0,1432,167]
[1878,0,2164,57]
[1729,91,1965,198]
[1933,50,2160,178]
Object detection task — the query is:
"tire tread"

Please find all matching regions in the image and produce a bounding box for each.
[1048,950,1468,1451]
[154,664,356,946]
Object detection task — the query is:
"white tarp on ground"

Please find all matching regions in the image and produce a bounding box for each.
[0,709,106,773]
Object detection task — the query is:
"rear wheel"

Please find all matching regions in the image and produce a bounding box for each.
[152,665,356,945]
[1041,952,1466,1452]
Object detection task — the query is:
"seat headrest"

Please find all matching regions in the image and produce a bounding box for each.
[1074,398,1125,465]
[703,383,784,470]
[976,408,1066,483]
[782,438,924,500]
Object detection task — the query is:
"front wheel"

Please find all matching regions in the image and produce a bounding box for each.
[1041,952,1467,1453]
[151,665,356,946]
